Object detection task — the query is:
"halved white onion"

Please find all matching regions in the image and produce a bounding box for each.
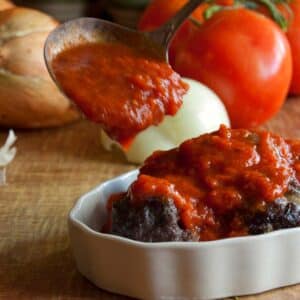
[101,78,230,164]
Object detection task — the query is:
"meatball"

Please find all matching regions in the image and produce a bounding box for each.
[109,182,300,242]
[248,199,300,235]
[106,126,300,242]
[110,195,195,242]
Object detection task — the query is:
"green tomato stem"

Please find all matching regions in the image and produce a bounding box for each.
[203,5,224,19]
[255,0,288,30]
[190,0,289,31]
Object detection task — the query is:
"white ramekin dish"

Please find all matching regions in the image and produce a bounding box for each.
[69,170,300,300]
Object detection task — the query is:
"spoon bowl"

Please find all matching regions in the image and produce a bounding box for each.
[44,0,204,91]
[44,18,164,91]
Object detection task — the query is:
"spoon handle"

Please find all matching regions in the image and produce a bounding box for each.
[146,0,205,51]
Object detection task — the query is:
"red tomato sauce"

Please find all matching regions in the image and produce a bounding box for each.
[108,126,300,241]
[52,42,188,146]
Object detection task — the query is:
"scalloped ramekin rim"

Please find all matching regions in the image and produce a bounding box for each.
[69,169,300,249]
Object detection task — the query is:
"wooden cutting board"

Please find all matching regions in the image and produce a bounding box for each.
[0,97,299,300]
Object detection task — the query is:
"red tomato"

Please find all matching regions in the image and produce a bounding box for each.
[139,0,189,30]
[286,0,300,94]
[138,0,206,65]
[257,1,300,95]
[174,8,292,128]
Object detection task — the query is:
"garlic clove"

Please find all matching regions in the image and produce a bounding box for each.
[0,129,16,186]
[0,129,16,167]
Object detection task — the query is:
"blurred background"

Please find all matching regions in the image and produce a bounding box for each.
[13,0,150,27]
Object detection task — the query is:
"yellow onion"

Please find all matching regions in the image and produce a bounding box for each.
[0,6,80,128]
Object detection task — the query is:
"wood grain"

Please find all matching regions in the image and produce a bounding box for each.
[0,97,299,300]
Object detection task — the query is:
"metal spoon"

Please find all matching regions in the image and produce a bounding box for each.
[44,0,203,88]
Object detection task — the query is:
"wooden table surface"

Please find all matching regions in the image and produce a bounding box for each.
[0,97,299,300]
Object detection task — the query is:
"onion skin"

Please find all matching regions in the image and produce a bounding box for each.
[0,7,80,128]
